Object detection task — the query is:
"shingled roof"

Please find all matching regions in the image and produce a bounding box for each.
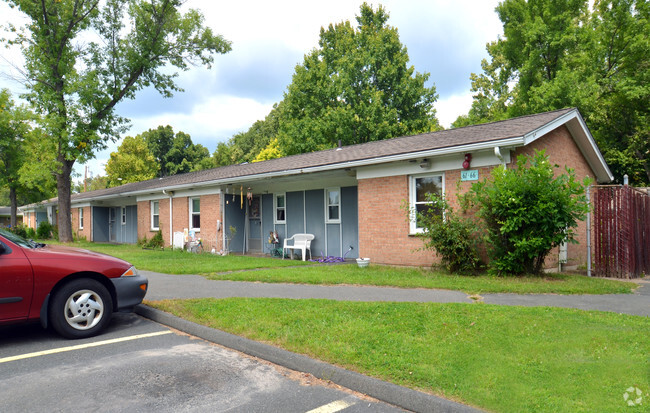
[19,107,606,208]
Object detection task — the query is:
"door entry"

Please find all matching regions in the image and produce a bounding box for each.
[248,196,262,252]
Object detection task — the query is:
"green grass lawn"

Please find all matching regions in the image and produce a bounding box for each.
[149,298,650,412]
[52,241,638,295]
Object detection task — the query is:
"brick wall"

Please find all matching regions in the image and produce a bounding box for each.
[71,206,92,241]
[358,125,596,269]
[512,125,595,268]
[199,194,222,252]
[137,200,159,243]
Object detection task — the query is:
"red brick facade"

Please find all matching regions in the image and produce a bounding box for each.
[359,125,597,268]
[136,194,222,252]
[71,206,92,241]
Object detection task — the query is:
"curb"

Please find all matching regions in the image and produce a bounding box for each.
[135,304,482,413]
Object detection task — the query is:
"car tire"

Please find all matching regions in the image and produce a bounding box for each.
[49,279,113,339]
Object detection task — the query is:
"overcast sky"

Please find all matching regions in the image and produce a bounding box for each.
[0,0,503,179]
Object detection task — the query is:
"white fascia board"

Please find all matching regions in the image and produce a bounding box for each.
[70,202,92,208]
[523,109,613,183]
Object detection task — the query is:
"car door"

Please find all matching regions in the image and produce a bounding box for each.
[0,238,34,321]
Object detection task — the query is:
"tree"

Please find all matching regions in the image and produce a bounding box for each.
[471,151,590,275]
[3,0,231,241]
[0,89,31,226]
[457,0,649,185]
[277,3,439,155]
[141,125,210,176]
[105,135,159,186]
[213,102,283,166]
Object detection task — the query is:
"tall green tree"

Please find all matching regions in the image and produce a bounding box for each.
[105,135,159,186]
[457,0,649,185]
[0,88,31,226]
[141,125,210,176]
[3,0,231,241]
[277,3,439,155]
[213,102,282,166]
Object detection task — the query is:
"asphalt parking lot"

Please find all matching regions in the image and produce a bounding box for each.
[0,313,406,413]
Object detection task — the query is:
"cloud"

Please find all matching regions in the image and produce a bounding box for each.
[435,93,474,128]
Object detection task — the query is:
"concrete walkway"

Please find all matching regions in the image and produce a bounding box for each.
[142,270,650,317]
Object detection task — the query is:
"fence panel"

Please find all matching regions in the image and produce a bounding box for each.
[593,186,650,278]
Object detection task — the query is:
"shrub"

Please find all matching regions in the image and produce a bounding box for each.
[471,150,590,276]
[143,231,164,249]
[25,227,36,239]
[8,224,28,239]
[36,221,54,239]
[411,193,482,274]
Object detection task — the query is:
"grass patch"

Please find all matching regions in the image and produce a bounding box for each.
[51,241,637,294]
[148,298,650,412]
[50,241,312,273]
[205,265,636,295]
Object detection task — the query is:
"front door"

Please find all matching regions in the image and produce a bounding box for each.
[248,196,262,252]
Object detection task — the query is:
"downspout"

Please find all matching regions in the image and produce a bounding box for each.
[163,190,173,246]
[586,185,591,277]
[494,146,505,165]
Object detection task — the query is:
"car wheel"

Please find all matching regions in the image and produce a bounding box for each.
[49,279,113,339]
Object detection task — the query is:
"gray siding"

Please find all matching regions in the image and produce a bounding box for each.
[93,207,109,242]
[224,195,245,253]
[341,186,359,259]
[305,190,325,258]
[286,191,304,237]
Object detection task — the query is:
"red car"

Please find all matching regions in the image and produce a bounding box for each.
[0,228,148,339]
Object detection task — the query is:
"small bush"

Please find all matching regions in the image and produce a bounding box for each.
[36,221,54,239]
[8,224,28,239]
[143,231,164,249]
[411,193,482,274]
[25,227,36,239]
[471,150,590,276]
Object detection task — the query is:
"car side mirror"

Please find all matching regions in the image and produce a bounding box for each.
[0,243,5,255]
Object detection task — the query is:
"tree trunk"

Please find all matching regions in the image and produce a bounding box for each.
[56,157,75,243]
[9,186,18,227]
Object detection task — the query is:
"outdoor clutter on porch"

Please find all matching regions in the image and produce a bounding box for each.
[283,233,314,261]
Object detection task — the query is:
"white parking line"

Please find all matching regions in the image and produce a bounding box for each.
[305,399,355,413]
[0,330,172,364]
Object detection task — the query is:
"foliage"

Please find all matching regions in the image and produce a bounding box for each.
[276,3,439,155]
[0,88,39,226]
[141,231,164,249]
[410,193,481,274]
[105,135,159,186]
[141,125,211,176]
[74,174,109,193]
[7,223,27,238]
[2,0,231,242]
[213,103,283,166]
[456,0,649,185]
[470,151,591,276]
[36,220,55,239]
[253,138,283,162]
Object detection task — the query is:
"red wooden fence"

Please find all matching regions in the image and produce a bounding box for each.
[593,186,650,278]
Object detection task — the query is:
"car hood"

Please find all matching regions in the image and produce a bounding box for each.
[23,244,133,274]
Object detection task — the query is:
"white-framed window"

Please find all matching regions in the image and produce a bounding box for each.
[325,188,341,223]
[409,174,444,233]
[151,201,159,230]
[78,208,84,229]
[189,197,200,231]
[121,207,126,225]
[274,193,286,224]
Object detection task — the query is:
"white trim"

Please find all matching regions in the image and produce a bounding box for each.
[189,197,200,232]
[409,172,445,234]
[325,187,341,224]
[78,208,84,230]
[274,193,286,224]
[150,200,160,231]
[121,207,126,225]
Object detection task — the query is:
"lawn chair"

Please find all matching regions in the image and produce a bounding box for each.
[283,233,314,261]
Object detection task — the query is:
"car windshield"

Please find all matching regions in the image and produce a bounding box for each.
[0,227,41,249]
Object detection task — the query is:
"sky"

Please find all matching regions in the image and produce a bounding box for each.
[0,0,503,180]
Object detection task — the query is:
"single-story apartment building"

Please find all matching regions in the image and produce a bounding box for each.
[20,108,613,269]
[0,207,23,227]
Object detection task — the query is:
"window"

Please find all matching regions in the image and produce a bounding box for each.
[121,207,126,225]
[151,201,159,230]
[409,174,444,233]
[190,197,200,231]
[326,188,340,223]
[78,208,84,229]
[274,193,286,224]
